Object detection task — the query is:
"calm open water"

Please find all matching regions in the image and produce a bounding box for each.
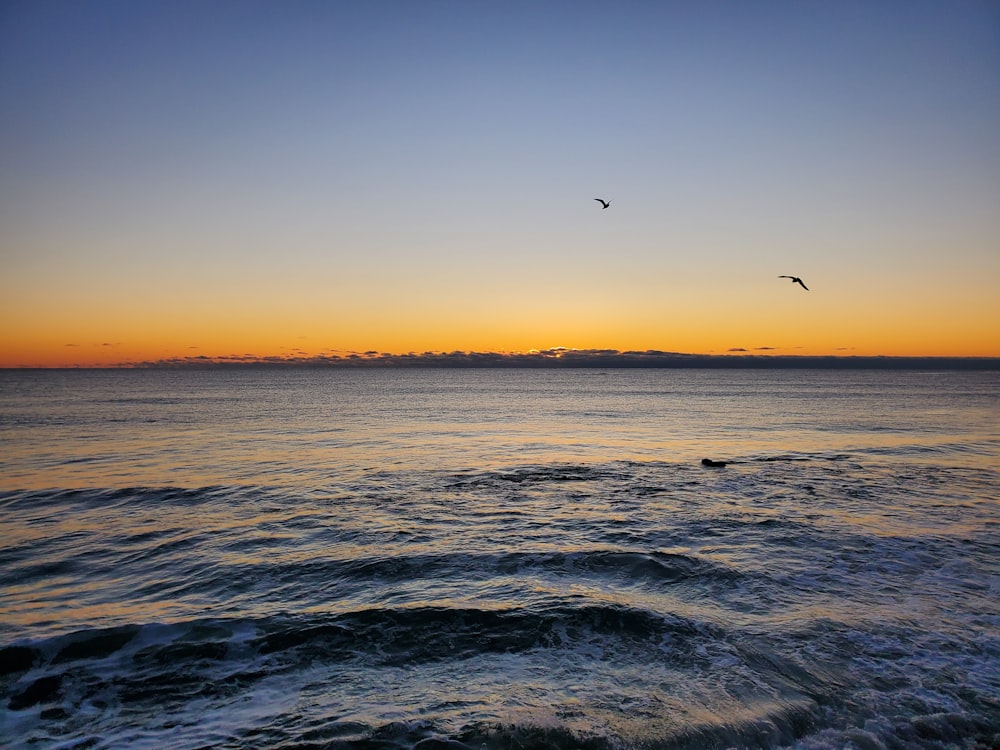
[0,368,998,749]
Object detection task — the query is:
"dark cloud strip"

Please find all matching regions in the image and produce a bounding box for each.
[124,350,1000,370]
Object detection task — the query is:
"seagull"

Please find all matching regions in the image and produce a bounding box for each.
[779,275,809,291]
[594,198,611,209]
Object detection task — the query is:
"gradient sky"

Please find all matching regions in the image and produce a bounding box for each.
[1,0,998,366]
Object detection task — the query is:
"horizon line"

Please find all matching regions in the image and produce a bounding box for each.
[5,349,1000,370]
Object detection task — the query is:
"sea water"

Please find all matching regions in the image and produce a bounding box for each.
[0,368,997,749]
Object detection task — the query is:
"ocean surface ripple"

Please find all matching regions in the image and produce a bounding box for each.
[1,369,997,749]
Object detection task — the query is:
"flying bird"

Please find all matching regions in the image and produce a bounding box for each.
[779,275,809,291]
[594,198,611,209]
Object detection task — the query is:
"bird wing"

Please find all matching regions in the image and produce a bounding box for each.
[778,275,809,289]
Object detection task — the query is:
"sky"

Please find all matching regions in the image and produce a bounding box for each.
[1,0,998,367]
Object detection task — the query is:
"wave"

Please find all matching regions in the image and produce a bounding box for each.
[86,607,951,669]
[273,548,747,588]
[2,602,718,676]
[446,463,629,488]
[749,452,853,462]
[1,604,835,748]
[0,485,241,511]
[856,440,1000,458]
[5,607,995,750]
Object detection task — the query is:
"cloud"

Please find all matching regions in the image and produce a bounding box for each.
[125,349,1000,370]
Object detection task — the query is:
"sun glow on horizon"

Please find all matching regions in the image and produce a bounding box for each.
[3,333,1000,369]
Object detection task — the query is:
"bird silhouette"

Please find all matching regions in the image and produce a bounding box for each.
[594,198,611,209]
[779,275,809,291]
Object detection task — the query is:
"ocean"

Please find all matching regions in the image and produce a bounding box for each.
[0,368,997,749]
